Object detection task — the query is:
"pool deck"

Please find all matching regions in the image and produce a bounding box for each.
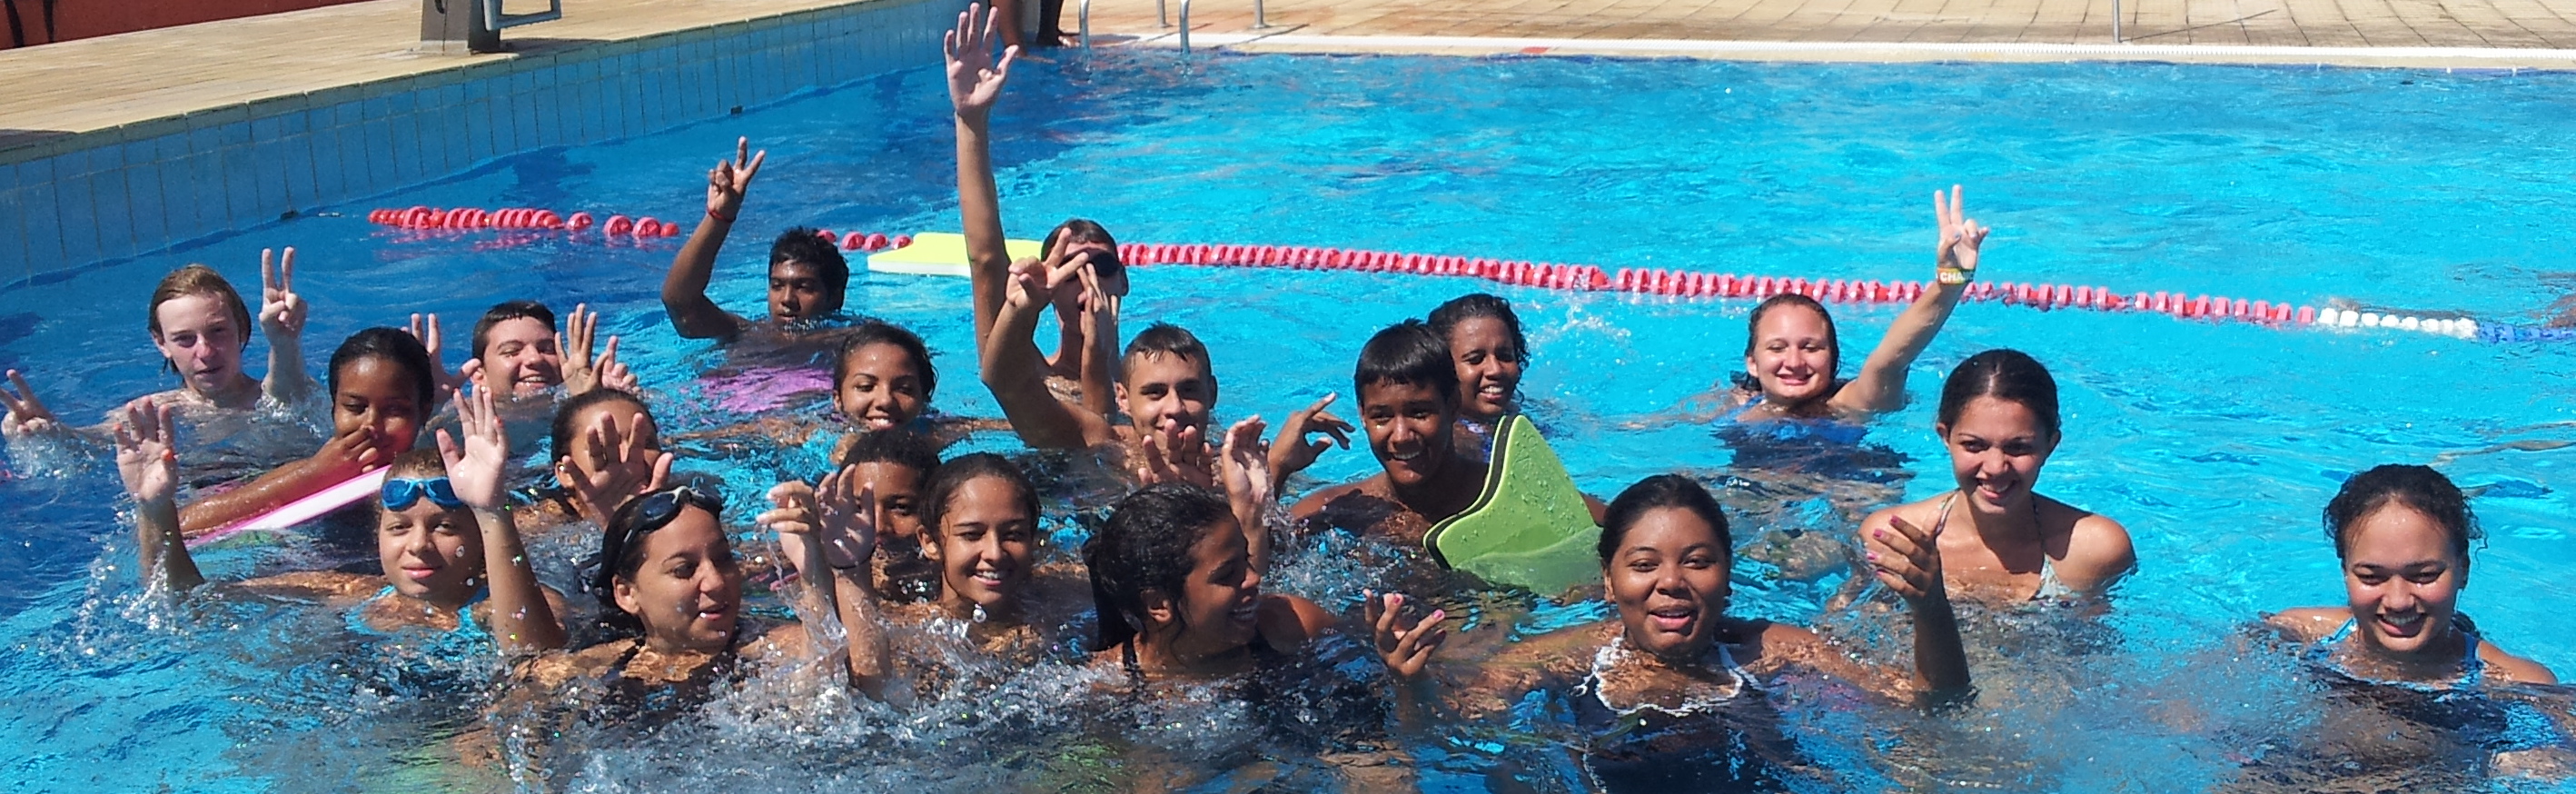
[2,0,2572,164]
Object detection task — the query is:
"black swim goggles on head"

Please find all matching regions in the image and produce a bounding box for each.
[586,485,726,596]
[381,477,465,511]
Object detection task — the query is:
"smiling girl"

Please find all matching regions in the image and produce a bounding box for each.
[1858,349,2135,603]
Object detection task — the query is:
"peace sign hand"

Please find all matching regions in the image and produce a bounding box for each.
[435,385,511,511]
[944,3,1020,122]
[1933,185,1989,285]
[259,248,309,338]
[1266,393,1352,483]
[112,398,180,504]
[708,137,766,220]
[405,313,465,401]
[1,370,64,437]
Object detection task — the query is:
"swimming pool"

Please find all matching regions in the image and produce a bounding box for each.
[4,49,2574,791]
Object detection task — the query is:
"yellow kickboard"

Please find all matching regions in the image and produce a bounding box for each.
[866,233,1043,277]
[1422,415,1600,597]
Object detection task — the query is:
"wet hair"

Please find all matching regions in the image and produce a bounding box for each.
[1122,323,1212,380]
[836,427,941,473]
[2325,464,2479,567]
[1936,349,2062,437]
[1352,320,1460,409]
[384,447,449,480]
[1427,293,1531,366]
[549,387,652,470]
[1086,482,1233,652]
[373,449,454,521]
[146,264,255,354]
[770,226,852,298]
[327,328,439,420]
[1040,218,1123,280]
[1597,474,1730,566]
[469,300,556,361]
[593,488,727,636]
[833,321,936,402]
[919,452,1038,541]
[1733,293,1839,392]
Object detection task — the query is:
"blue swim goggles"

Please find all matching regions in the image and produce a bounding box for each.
[381,477,465,511]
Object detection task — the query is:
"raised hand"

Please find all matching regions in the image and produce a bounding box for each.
[406,313,466,400]
[1934,185,1989,285]
[1365,591,1448,680]
[1267,393,1352,483]
[1865,514,1947,604]
[1219,415,1273,511]
[1,369,64,437]
[113,398,179,504]
[1134,421,1214,488]
[258,248,308,338]
[560,303,635,396]
[944,3,1020,122]
[435,386,511,511]
[707,137,766,222]
[556,412,673,519]
[812,469,880,572]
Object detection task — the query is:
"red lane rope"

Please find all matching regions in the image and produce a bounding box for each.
[365,212,2497,336]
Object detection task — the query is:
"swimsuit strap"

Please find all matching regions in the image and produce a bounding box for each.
[2318,617,2486,688]
[2032,556,2075,600]
[1931,491,1959,538]
[1715,393,1765,424]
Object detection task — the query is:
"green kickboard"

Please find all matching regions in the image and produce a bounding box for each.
[866,232,1041,277]
[1422,415,1599,596]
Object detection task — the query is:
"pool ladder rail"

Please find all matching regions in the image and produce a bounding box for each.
[1078,0,1264,55]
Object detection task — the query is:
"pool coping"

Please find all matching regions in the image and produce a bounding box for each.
[1115,32,2576,69]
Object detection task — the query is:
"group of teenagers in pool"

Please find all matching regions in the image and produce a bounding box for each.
[0,5,2558,782]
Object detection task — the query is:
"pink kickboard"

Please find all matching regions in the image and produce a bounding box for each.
[188,468,389,548]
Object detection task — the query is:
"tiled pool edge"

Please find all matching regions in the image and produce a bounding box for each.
[0,0,967,286]
[1133,33,2576,70]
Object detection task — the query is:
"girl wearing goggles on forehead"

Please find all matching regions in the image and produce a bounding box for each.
[501,478,895,731]
[115,386,565,653]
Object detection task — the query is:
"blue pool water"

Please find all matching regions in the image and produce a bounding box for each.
[4,50,2576,791]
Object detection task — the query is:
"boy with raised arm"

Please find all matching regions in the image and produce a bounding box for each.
[661,137,853,342]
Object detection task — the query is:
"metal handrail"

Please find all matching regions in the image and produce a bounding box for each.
[1178,0,1191,53]
[1157,0,1168,27]
[2111,0,2124,42]
[1253,0,1267,29]
[1079,0,1092,53]
[481,0,561,31]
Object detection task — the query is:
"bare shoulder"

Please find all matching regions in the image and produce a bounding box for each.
[2049,501,2137,586]
[521,641,629,690]
[2477,640,2560,685]
[238,571,381,603]
[2264,607,2352,641]
[1260,594,1333,648]
[1291,480,1369,520]
[742,620,814,663]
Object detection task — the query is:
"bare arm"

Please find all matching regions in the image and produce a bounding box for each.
[444,386,567,654]
[981,257,1115,449]
[1077,293,1122,417]
[768,469,893,698]
[1860,511,1973,700]
[1217,417,1275,572]
[256,248,315,404]
[114,400,204,591]
[662,138,762,341]
[178,425,385,536]
[948,5,1021,346]
[1829,185,1984,418]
